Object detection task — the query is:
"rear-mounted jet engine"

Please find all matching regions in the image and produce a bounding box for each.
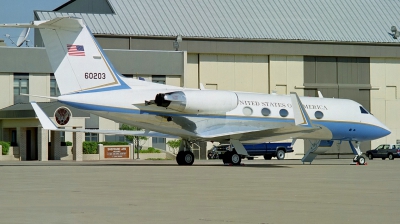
[153,90,238,114]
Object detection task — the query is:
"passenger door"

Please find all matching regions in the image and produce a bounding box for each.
[372,145,383,158]
[378,145,390,158]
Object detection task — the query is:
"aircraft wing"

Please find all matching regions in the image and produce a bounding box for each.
[63,129,178,138]
[30,101,178,139]
[197,124,327,142]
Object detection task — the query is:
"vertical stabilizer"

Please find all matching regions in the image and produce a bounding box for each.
[2,17,129,95]
[40,18,128,94]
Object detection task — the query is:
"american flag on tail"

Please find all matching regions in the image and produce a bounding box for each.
[67,44,85,56]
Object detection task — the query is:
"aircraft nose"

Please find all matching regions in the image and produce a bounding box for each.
[378,123,391,138]
[381,126,391,137]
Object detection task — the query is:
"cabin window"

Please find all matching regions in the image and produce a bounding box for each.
[279,109,288,117]
[243,107,253,116]
[359,106,369,114]
[315,111,324,119]
[261,108,271,116]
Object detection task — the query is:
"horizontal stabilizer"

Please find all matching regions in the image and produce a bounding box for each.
[30,102,178,138]
[0,17,84,30]
[31,101,58,130]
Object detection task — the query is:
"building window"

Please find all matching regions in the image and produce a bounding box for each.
[152,75,166,84]
[14,73,29,104]
[85,132,99,142]
[50,74,61,97]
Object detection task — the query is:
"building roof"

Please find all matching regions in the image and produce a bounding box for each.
[35,0,400,43]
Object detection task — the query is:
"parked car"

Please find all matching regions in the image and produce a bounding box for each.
[365,144,400,160]
[243,142,293,160]
[208,142,293,161]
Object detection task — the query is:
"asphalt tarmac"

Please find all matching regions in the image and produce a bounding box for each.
[0,158,399,224]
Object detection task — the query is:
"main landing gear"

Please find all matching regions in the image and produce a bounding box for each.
[176,139,195,165]
[349,141,366,165]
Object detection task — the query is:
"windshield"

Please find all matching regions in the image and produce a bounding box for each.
[359,106,370,114]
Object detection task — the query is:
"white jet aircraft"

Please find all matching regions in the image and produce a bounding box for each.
[1,17,391,165]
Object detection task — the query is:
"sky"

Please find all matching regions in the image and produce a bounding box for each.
[0,0,68,47]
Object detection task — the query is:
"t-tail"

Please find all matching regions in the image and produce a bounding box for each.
[1,17,130,95]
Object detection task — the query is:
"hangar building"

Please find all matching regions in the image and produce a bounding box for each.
[1,0,399,160]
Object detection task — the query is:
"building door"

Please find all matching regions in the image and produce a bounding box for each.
[26,130,32,160]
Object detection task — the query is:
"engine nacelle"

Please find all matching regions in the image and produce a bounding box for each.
[154,90,238,114]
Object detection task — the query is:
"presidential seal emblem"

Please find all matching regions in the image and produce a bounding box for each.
[54,107,72,125]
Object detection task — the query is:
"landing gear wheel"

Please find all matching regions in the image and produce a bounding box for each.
[176,151,184,165]
[222,151,241,165]
[230,152,241,165]
[357,156,366,165]
[176,151,194,165]
[368,154,373,160]
[276,149,285,160]
[353,155,359,162]
[222,151,231,164]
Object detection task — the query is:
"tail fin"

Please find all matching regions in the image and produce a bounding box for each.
[2,17,129,94]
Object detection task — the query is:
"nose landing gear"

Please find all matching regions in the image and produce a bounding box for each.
[349,141,366,165]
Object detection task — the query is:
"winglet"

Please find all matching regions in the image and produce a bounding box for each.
[290,92,313,127]
[30,102,58,130]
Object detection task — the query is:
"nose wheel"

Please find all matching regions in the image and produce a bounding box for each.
[349,141,366,165]
[353,155,366,165]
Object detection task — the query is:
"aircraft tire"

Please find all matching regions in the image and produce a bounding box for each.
[230,152,241,165]
[176,151,185,165]
[357,156,366,165]
[276,149,285,160]
[176,151,194,165]
[222,151,231,164]
[183,151,195,165]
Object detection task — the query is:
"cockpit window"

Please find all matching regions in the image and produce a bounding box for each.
[359,106,369,114]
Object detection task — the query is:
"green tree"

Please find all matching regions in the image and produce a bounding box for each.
[166,139,181,154]
[119,124,148,149]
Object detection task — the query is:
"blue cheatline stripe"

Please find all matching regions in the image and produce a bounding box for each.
[70,26,131,95]
[60,101,389,141]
